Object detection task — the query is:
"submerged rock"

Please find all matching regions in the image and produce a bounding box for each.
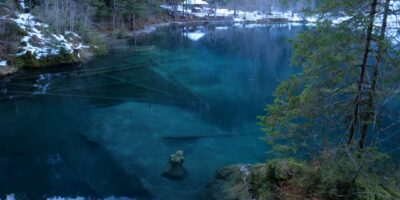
[0,62,18,76]
[161,150,186,180]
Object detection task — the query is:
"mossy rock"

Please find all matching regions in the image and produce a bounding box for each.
[202,165,254,200]
[249,159,308,200]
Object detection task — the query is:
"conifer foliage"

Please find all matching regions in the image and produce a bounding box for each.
[259,0,400,152]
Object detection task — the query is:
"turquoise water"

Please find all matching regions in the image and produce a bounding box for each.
[0,24,301,199]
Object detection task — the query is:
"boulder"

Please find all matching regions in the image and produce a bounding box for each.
[161,150,186,180]
[202,165,254,200]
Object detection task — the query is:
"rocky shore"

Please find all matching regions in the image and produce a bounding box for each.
[202,158,400,200]
[202,164,256,200]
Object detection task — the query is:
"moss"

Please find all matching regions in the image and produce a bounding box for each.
[249,165,274,199]
[249,159,307,200]
[248,158,400,200]
[266,159,306,184]
[12,47,78,68]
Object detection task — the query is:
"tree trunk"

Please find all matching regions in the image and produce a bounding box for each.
[359,0,391,149]
[112,0,116,34]
[131,13,135,31]
[348,0,378,147]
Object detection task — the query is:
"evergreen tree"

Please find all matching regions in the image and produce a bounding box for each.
[259,0,400,153]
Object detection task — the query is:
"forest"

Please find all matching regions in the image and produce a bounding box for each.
[0,0,399,199]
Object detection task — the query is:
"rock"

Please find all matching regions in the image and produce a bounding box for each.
[161,150,186,180]
[202,165,254,200]
[0,65,18,76]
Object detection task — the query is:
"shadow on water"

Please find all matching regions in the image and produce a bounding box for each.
[0,98,152,199]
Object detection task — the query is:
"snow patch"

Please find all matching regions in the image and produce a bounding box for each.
[185,0,208,5]
[0,60,7,67]
[240,165,251,176]
[65,31,81,39]
[19,0,27,10]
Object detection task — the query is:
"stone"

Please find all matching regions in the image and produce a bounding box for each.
[201,165,254,200]
[161,150,186,180]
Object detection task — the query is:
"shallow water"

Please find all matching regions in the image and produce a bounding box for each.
[0,24,302,199]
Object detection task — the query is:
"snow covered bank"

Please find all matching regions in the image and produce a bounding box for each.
[161,3,399,37]
[0,11,93,75]
[11,13,89,59]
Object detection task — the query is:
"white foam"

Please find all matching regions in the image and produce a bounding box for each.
[6,194,15,200]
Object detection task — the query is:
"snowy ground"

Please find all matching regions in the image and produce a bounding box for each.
[10,13,89,59]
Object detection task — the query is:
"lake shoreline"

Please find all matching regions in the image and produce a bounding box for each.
[0,17,304,78]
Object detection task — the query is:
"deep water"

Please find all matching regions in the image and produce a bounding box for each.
[0,24,302,200]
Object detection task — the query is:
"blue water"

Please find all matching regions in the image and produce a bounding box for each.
[0,24,301,199]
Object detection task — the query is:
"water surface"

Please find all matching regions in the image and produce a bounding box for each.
[0,24,301,199]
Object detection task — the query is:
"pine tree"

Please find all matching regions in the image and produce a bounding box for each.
[259,0,400,153]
